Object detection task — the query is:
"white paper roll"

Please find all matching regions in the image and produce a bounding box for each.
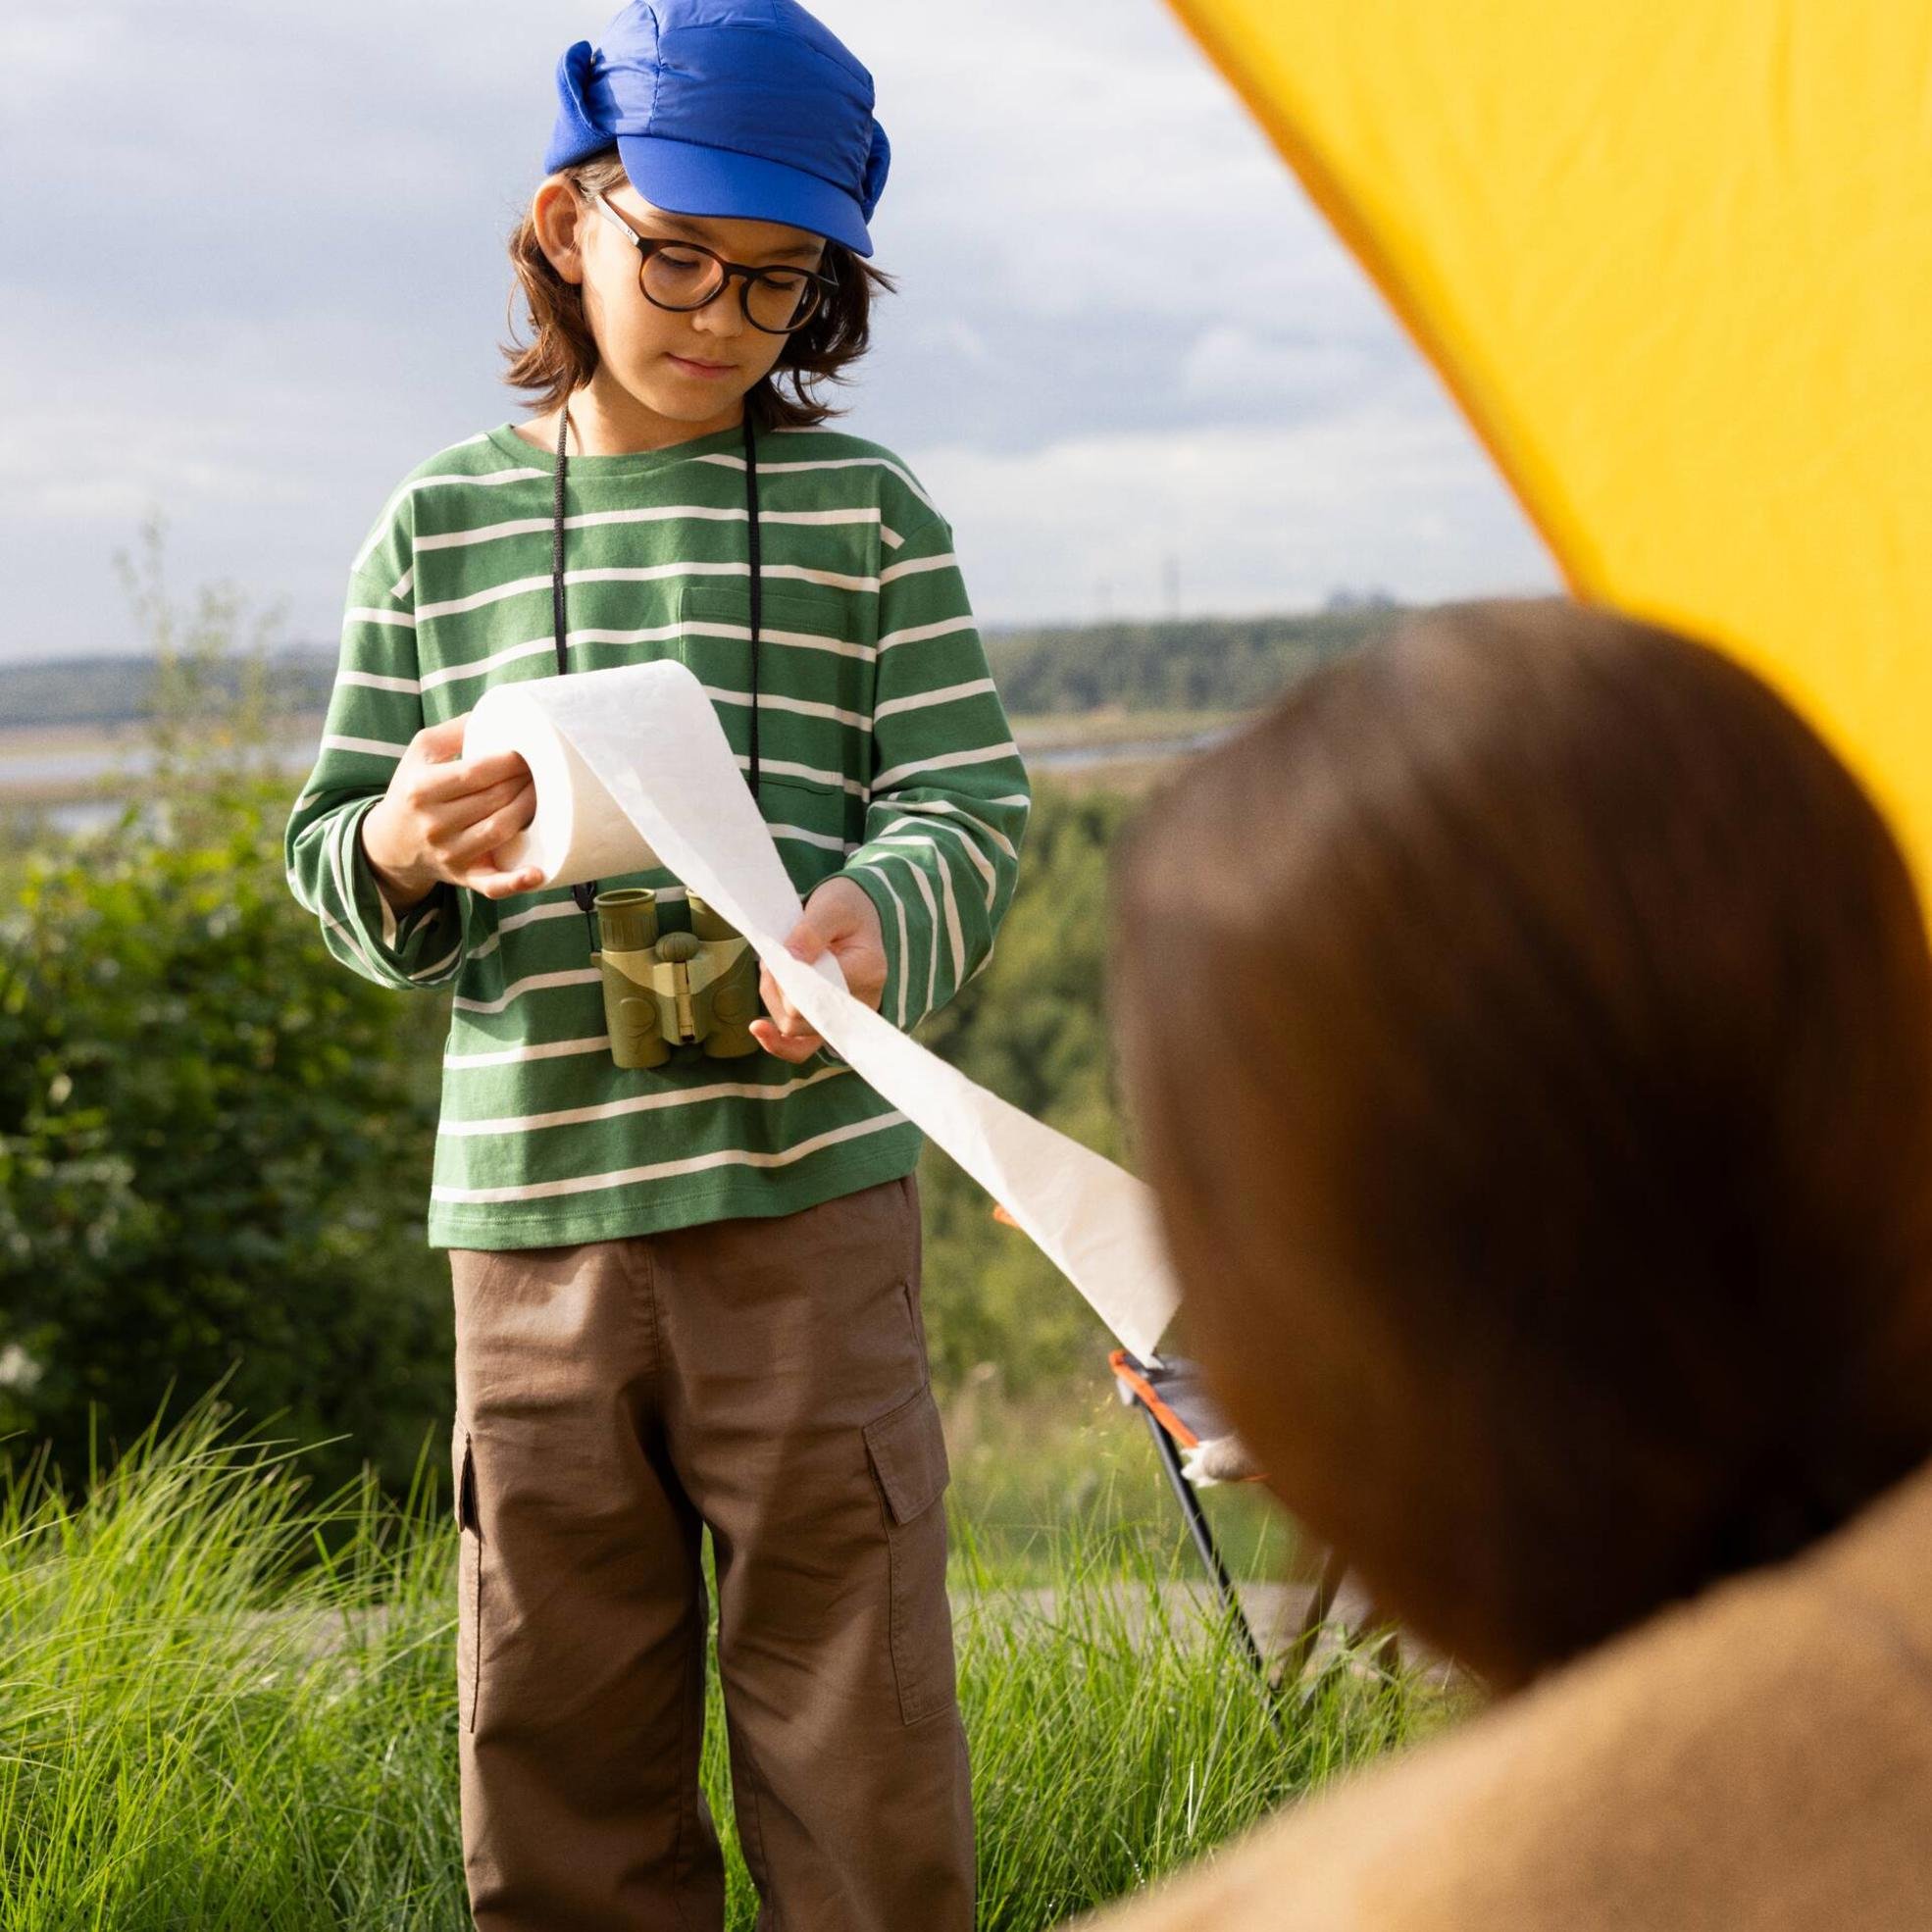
[461,660,1181,1360]
[465,687,662,884]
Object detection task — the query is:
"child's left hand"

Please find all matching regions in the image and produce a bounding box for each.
[751,877,887,1062]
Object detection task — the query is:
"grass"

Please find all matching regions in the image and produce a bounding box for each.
[942,1382,1300,1588]
[0,1389,1454,1931]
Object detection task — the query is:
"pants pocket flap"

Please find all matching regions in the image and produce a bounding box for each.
[452,1423,479,1534]
[863,1384,949,1526]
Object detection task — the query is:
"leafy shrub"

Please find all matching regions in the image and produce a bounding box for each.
[0,778,453,1502]
[915,780,1155,1396]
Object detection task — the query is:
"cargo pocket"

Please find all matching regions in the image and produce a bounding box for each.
[900,1278,924,1362]
[863,1382,957,1726]
[452,1420,482,1734]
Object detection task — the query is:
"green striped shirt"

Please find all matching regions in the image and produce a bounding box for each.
[283,419,1031,1249]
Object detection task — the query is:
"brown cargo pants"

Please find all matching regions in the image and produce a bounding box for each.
[447,1172,975,1931]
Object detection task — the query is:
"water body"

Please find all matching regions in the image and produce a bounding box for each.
[8,724,1243,839]
[0,738,318,787]
[1023,724,1239,770]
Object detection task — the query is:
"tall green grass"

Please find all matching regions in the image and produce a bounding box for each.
[941,1383,1300,1588]
[0,1390,1451,1930]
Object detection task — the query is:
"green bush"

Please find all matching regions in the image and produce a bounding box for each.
[914,780,1152,1397]
[0,767,1146,1505]
[0,772,1139,1504]
[0,778,454,1503]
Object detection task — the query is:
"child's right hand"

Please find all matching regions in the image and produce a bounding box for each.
[360,715,547,908]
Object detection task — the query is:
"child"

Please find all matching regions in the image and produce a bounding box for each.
[282,4,1029,1925]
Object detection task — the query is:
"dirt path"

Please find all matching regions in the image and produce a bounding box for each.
[247,1574,1458,1693]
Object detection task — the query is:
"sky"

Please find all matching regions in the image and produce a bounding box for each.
[0,0,1556,670]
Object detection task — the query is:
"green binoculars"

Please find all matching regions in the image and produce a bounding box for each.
[591,888,762,1069]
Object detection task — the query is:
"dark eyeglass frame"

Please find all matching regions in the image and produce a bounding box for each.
[580,184,838,333]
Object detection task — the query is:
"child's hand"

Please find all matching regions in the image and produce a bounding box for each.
[751,877,886,1063]
[360,715,546,908]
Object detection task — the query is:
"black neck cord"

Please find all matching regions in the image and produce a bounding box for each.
[744,405,764,793]
[549,399,763,954]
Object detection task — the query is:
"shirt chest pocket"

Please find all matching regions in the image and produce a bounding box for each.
[676,583,869,873]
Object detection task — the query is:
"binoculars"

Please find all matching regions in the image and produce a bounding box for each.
[591,888,762,1069]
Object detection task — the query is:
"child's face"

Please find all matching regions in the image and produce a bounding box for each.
[542,175,828,427]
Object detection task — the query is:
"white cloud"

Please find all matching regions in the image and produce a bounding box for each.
[1179,326,1380,406]
[915,405,1553,625]
[0,0,1551,665]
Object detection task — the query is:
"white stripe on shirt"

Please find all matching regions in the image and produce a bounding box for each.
[431,1108,910,1204]
[439,1060,850,1138]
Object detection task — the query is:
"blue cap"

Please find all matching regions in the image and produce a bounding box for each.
[544,0,891,258]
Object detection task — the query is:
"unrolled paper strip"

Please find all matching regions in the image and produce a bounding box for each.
[464,660,1181,1361]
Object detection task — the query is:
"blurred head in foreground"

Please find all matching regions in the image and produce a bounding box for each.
[1111,599,1932,1692]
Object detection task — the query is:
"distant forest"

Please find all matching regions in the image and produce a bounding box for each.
[3,606,1406,732]
[987,606,1398,713]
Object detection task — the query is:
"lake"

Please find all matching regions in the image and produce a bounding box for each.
[1,720,1242,839]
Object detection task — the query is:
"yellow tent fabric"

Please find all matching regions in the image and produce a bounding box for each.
[1164,1,1932,884]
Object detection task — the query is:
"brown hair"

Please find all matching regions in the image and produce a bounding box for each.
[500,149,897,432]
[1111,599,1932,1689]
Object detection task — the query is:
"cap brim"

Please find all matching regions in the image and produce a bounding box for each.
[616,132,874,258]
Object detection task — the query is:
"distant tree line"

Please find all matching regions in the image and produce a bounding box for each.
[983,607,1401,714]
[6,606,1409,733]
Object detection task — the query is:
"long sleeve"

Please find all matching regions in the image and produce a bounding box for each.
[838,508,1032,1034]
[282,556,469,992]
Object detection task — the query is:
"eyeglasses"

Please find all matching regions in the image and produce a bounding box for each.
[581,185,837,334]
